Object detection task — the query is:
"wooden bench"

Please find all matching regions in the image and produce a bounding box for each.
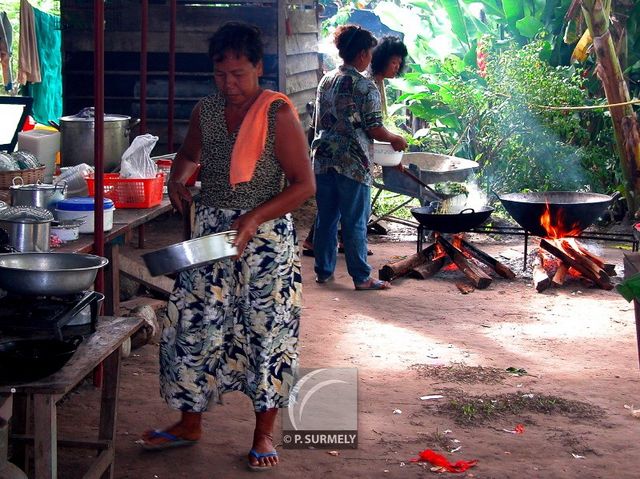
[1,316,143,479]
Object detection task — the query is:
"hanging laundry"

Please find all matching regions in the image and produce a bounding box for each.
[0,11,12,91]
[17,0,41,84]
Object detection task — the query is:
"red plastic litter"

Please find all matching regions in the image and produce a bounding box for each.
[410,449,478,473]
[514,424,525,434]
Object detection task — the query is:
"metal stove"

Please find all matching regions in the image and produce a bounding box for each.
[0,290,103,341]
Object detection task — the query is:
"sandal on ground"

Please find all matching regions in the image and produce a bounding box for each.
[137,430,198,451]
[247,449,279,472]
[315,274,334,284]
[354,278,391,291]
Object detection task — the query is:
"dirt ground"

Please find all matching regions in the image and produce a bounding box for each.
[51,208,640,479]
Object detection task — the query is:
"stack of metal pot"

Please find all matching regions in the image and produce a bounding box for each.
[0,206,54,252]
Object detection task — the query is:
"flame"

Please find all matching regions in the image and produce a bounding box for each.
[539,202,582,239]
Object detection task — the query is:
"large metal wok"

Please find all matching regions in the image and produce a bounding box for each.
[497,191,613,237]
[0,252,108,295]
[401,152,479,183]
[411,205,494,234]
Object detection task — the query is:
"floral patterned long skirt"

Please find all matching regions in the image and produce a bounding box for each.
[159,203,301,412]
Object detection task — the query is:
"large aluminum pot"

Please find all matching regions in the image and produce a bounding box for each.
[0,252,108,295]
[9,179,66,213]
[0,206,53,252]
[142,230,238,277]
[58,108,140,172]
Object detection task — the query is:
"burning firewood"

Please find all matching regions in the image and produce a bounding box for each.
[552,263,568,286]
[379,244,436,282]
[532,250,551,292]
[563,238,616,276]
[540,238,613,290]
[459,238,516,279]
[437,236,492,289]
[409,254,449,279]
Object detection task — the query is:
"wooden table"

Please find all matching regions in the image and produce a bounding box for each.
[623,253,640,368]
[1,316,143,479]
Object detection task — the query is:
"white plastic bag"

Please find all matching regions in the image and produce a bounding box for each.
[120,134,159,178]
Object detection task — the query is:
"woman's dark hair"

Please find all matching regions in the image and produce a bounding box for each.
[371,36,408,77]
[334,24,377,63]
[208,22,263,66]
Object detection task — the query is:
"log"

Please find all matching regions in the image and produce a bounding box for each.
[560,239,612,283]
[379,244,435,281]
[409,255,448,279]
[533,264,551,292]
[459,238,516,279]
[563,237,616,276]
[552,263,568,286]
[456,281,475,294]
[540,238,613,290]
[437,237,492,289]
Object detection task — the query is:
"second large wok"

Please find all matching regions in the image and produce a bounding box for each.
[497,191,613,237]
[411,205,494,234]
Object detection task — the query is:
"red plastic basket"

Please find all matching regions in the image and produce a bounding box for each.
[87,173,164,208]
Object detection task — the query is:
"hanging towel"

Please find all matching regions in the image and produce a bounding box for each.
[229,89,296,187]
[27,6,62,123]
[18,0,40,84]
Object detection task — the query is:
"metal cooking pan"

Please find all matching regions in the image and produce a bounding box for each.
[0,253,108,296]
[401,152,479,183]
[142,230,238,277]
[497,191,613,237]
[410,205,494,234]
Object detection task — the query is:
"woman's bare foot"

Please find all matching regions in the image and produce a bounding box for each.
[248,409,279,469]
[141,411,202,447]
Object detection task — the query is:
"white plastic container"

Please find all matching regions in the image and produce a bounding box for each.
[372,141,403,166]
[18,129,61,183]
[55,197,115,233]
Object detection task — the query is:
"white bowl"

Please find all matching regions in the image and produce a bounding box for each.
[372,141,403,166]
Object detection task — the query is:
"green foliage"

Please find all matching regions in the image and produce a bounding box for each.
[395,40,618,194]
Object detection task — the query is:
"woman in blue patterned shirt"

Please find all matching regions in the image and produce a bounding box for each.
[311,25,407,290]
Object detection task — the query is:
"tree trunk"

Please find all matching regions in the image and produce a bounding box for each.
[581,0,640,216]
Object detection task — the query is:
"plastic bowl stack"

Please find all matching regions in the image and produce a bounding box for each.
[372,141,403,166]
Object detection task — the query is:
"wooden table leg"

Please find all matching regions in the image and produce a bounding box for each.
[98,347,122,479]
[137,224,145,249]
[103,242,121,317]
[33,394,56,479]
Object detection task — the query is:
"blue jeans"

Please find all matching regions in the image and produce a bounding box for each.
[314,170,371,284]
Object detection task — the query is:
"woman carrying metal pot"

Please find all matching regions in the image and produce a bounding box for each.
[311,25,407,290]
[138,22,315,472]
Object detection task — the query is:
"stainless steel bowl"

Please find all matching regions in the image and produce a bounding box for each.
[0,252,108,295]
[142,230,238,277]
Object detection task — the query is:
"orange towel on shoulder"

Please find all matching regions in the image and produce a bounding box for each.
[230,89,296,187]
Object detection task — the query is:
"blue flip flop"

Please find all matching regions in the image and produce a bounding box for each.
[247,449,279,472]
[138,430,198,451]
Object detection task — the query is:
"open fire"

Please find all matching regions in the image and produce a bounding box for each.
[532,203,614,292]
[379,233,516,294]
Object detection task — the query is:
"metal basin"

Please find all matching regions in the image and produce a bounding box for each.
[497,191,613,237]
[401,152,479,183]
[142,230,238,277]
[0,252,108,296]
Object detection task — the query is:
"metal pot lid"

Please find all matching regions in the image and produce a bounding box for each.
[60,107,130,122]
[0,206,54,223]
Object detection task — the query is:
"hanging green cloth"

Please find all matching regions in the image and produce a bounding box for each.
[26,7,61,124]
